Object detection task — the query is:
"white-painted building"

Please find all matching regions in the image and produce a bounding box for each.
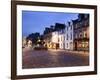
[58,29,65,49]
[51,31,59,43]
[51,31,59,49]
[22,37,27,48]
[55,21,74,50]
[51,30,65,49]
[51,21,74,50]
[45,21,74,50]
[64,21,73,50]
[27,40,32,48]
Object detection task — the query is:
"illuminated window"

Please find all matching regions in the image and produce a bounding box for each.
[84,32,87,38]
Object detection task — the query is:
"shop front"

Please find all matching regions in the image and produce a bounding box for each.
[74,38,89,51]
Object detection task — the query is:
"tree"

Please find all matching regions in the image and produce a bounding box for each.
[43,27,53,35]
[26,32,40,45]
[54,23,66,31]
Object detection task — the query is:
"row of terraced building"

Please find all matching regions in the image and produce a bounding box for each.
[43,14,89,51]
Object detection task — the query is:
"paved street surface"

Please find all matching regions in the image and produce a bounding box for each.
[22,48,89,69]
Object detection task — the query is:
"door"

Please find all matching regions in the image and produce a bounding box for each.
[75,42,77,50]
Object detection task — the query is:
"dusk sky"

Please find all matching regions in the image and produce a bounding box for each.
[22,11,78,37]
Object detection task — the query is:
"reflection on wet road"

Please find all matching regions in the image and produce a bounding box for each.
[22,49,89,69]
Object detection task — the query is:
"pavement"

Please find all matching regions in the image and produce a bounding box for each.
[48,49,89,56]
[22,48,89,69]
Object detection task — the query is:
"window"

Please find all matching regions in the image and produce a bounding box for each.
[85,33,87,37]
[58,38,59,42]
[67,27,68,31]
[66,43,68,48]
[61,43,63,48]
[70,33,72,40]
[70,25,72,30]
[75,24,77,29]
[80,22,82,27]
[70,42,72,47]
[75,34,77,39]
[60,37,61,41]
[64,36,65,41]
[84,32,87,38]
[67,43,68,48]
[79,33,82,38]
[66,34,68,40]
[61,36,63,41]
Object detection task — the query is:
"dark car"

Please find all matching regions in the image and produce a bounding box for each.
[34,45,48,50]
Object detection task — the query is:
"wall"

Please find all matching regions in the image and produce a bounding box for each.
[0,0,99,80]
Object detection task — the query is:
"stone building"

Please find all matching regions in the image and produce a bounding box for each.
[64,21,74,50]
[73,14,89,51]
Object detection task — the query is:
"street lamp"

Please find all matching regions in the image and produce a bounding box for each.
[38,39,41,42]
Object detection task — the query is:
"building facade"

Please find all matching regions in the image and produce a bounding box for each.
[73,14,89,51]
[51,31,59,49]
[42,14,89,51]
[58,29,65,49]
[22,37,27,48]
[43,23,66,49]
[65,21,74,50]
[43,32,52,49]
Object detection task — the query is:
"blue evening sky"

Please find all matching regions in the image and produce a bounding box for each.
[22,11,78,37]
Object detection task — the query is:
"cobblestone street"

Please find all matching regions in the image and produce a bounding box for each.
[22,48,89,69]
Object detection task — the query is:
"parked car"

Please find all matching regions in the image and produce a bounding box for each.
[34,45,48,50]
